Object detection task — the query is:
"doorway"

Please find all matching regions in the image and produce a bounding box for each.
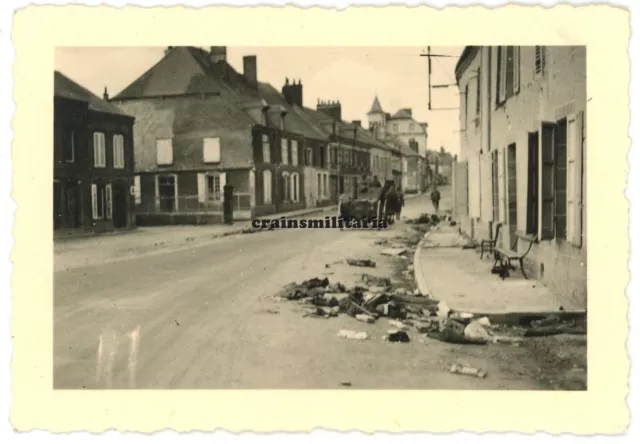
[506,144,518,248]
[54,181,62,230]
[64,180,81,229]
[112,183,129,228]
[158,175,176,212]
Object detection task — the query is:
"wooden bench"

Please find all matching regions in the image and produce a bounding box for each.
[493,233,538,279]
[480,222,502,259]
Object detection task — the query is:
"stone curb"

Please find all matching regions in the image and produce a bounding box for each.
[413,221,442,298]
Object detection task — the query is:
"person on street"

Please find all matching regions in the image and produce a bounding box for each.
[430,185,441,213]
[396,187,405,220]
[385,184,400,225]
[338,191,351,230]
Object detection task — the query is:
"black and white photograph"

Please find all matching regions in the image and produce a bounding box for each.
[52,44,587,390]
[6,3,632,435]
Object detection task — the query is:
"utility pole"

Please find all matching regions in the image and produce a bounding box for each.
[420,46,459,111]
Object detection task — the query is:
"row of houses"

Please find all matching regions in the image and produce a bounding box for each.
[54,46,437,234]
[452,45,587,307]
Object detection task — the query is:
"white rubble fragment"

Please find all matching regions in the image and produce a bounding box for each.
[381,248,407,256]
[338,329,369,340]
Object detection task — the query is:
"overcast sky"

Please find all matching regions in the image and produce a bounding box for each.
[55,46,463,155]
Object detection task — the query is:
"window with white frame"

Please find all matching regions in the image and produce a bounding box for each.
[263,169,273,204]
[207,175,222,201]
[537,112,584,246]
[63,128,75,163]
[291,140,299,166]
[93,132,106,167]
[281,138,289,164]
[290,173,299,203]
[496,46,520,105]
[323,173,329,198]
[156,138,173,165]
[282,172,290,201]
[262,134,271,163]
[113,134,125,169]
[203,137,221,163]
[91,182,111,220]
[305,147,313,166]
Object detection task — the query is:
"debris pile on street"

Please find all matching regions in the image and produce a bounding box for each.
[346,258,377,268]
[524,313,587,337]
[272,278,585,355]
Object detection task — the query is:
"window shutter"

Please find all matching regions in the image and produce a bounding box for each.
[197,173,206,203]
[539,122,556,240]
[91,184,98,220]
[157,139,173,165]
[105,184,112,220]
[497,148,506,222]
[569,111,584,247]
[93,133,100,167]
[203,138,221,163]
[113,135,118,167]
[535,46,546,76]
[292,141,298,166]
[453,161,469,216]
[219,172,227,203]
[263,170,272,204]
[513,47,520,93]
[499,46,507,103]
[262,134,270,163]
[281,138,288,164]
[134,175,141,205]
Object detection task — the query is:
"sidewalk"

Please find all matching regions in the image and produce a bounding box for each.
[54,205,336,271]
[414,223,584,314]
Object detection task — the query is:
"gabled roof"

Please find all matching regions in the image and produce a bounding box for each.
[54,71,131,117]
[114,46,329,141]
[113,47,223,99]
[367,95,384,114]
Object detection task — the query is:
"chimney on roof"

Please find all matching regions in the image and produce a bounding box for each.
[164,46,174,56]
[317,99,342,121]
[103,87,109,101]
[243,55,258,87]
[406,108,412,117]
[282,77,303,107]
[352,120,362,128]
[210,46,227,64]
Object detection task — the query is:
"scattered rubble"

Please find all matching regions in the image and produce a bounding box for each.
[338,329,369,340]
[346,258,377,268]
[388,320,410,331]
[356,314,376,324]
[449,364,487,378]
[386,330,410,343]
[381,248,407,256]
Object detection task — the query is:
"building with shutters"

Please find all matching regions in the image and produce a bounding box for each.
[452,46,586,308]
[54,71,136,235]
[110,46,332,224]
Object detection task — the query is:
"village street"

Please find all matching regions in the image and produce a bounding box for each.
[54,189,580,390]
